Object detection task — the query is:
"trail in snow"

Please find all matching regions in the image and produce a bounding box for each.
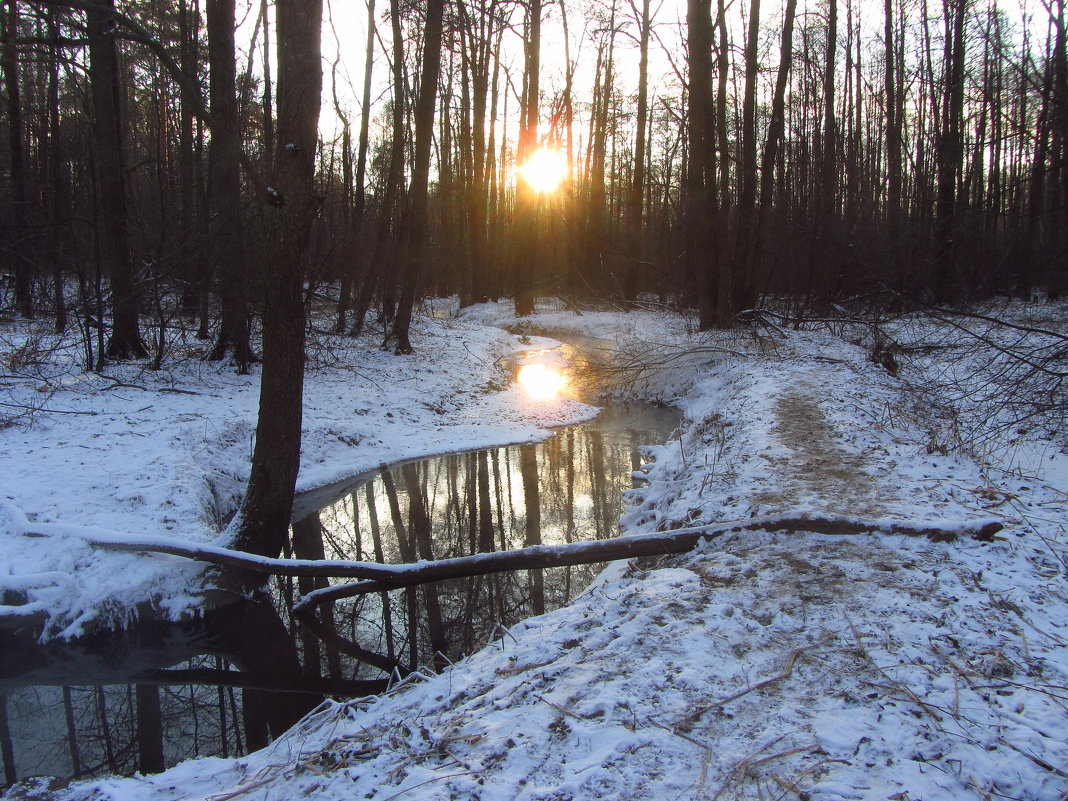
[2,299,1066,801]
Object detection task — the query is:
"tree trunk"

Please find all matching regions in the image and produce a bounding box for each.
[934,0,967,300]
[390,0,446,353]
[353,0,406,335]
[207,0,254,370]
[687,0,719,328]
[87,0,147,360]
[135,684,165,774]
[335,0,376,334]
[884,0,903,286]
[401,464,448,666]
[624,0,652,305]
[750,0,798,279]
[513,0,543,316]
[733,0,761,311]
[228,0,322,558]
[61,686,82,777]
[2,0,31,319]
[46,5,68,332]
[0,693,15,785]
[519,444,544,615]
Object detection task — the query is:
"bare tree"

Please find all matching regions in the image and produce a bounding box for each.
[87,0,147,360]
[228,0,323,558]
[390,0,447,353]
[207,0,253,370]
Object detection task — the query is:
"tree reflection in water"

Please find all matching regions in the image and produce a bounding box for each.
[2,406,678,782]
[299,404,681,676]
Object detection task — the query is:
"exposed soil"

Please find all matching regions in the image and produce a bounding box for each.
[751,380,893,518]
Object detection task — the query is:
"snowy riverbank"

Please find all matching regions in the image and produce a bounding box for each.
[3,299,1068,800]
[0,311,597,636]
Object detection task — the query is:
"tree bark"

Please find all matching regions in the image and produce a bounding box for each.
[228,0,322,558]
[207,0,254,370]
[135,684,165,774]
[687,0,719,328]
[390,0,446,353]
[884,0,903,286]
[0,693,15,785]
[2,0,31,319]
[748,0,798,296]
[335,0,376,333]
[87,0,147,360]
[733,0,761,311]
[513,0,543,316]
[624,0,652,305]
[934,0,967,300]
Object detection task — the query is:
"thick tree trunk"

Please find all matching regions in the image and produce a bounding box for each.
[687,0,719,329]
[46,5,68,332]
[519,444,545,615]
[733,0,761,311]
[401,464,448,666]
[228,0,322,558]
[135,684,165,774]
[884,0,903,286]
[624,0,652,306]
[87,0,147,360]
[934,0,967,300]
[0,693,15,785]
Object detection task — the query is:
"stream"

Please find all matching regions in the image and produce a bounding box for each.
[1,402,680,782]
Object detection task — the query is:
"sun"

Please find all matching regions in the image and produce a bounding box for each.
[517,147,567,193]
[517,363,566,400]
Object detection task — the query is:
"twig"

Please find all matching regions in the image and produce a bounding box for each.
[0,401,98,415]
[379,771,476,801]
[675,642,825,729]
[534,693,598,722]
[997,737,1068,779]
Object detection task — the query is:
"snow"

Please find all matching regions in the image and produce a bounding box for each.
[2,298,1066,800]
[0,313,597,635]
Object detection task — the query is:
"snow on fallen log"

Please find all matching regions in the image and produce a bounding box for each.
[294,513,1003,609]
[18,519,405,581]
[0,601,49,628]
[41,513,1004,584]
[9,502,1002,615]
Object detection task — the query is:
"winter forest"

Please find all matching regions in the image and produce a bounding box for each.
[1,0,1064,347]
[1,0,1067,798]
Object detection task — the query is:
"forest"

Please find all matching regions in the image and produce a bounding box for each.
[2,0,1068,794]
[1,0,1064,357]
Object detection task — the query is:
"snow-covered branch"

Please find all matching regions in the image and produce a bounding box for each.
[293,513,1002,609]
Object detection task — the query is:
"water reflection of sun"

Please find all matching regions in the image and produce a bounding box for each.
[517,147,567,193]
[517,363,566,400]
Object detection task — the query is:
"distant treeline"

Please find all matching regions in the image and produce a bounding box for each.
[0,0,1064,363]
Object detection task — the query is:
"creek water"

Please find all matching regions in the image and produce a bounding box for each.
[1,403,680,783]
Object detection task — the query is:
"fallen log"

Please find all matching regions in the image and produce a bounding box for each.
[293,513,1003,610]
[130,668,389,697]
[33,512,1001,589]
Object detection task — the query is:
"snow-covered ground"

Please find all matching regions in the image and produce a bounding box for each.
[3,299,1067,800]
[0,311,597,636]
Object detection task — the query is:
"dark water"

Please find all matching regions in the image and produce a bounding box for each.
[289,404,681,673]
[0,404,680,783]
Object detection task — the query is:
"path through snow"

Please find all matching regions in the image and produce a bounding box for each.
[3,302,1066,801]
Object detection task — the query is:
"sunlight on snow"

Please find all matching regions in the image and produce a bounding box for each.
[517,363,566,400]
